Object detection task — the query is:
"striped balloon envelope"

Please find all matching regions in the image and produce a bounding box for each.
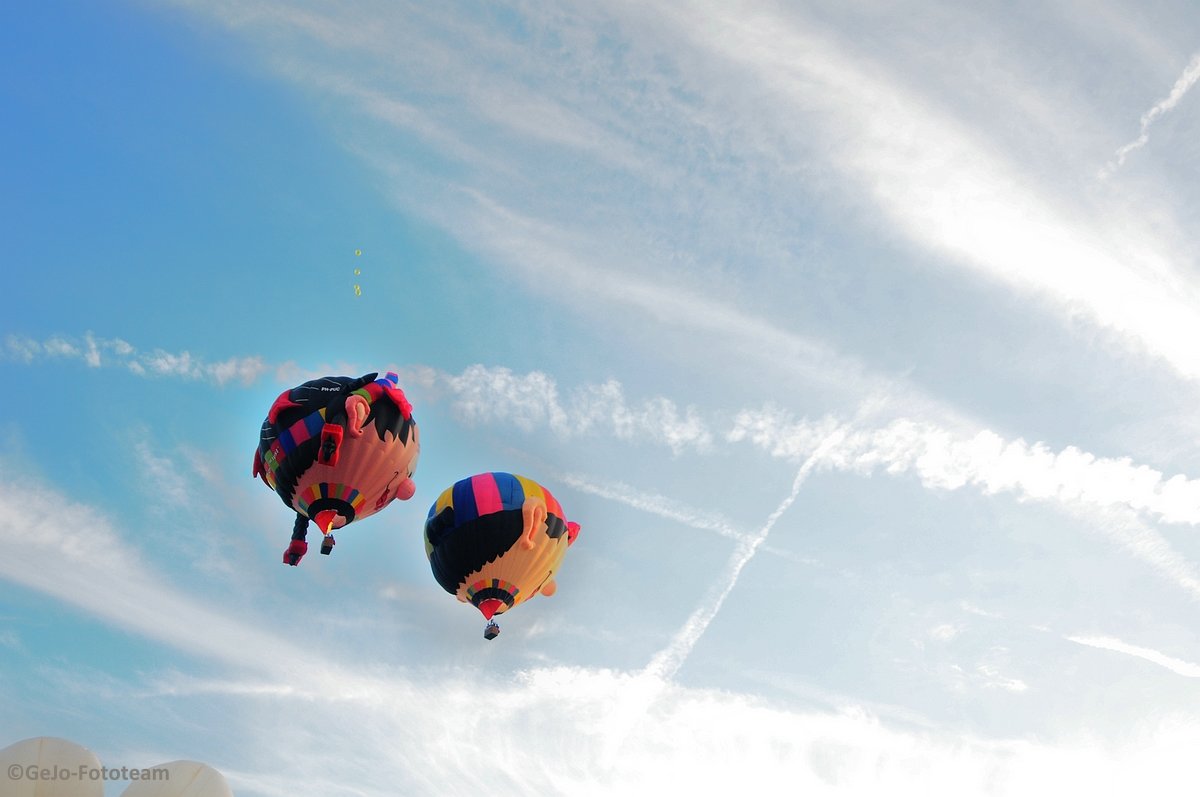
[424,472,580,639]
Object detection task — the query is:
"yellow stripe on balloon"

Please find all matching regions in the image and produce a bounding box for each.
[513,474,545,506]
[434,485,455,515]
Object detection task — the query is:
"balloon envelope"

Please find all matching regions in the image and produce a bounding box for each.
[253,371,420,536]
[119,760,232,797]
[425,472,579,621]
[0,737,104,797]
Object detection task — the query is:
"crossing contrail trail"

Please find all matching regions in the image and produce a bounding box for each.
[642,430,845,682]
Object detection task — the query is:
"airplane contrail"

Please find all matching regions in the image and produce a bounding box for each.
[642,430,845,682]
[1105,51,1200,173]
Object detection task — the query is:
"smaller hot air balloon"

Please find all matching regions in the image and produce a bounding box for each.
[253,371,420,565]
[424,472,580,639]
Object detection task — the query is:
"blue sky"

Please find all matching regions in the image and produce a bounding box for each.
[4,1,1200,794]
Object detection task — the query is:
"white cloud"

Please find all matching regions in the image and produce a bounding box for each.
[142,349,271,385]
[134,441,194,511]
[43,335,80,358]
[1106,52,1200,172]
[649,4,1200,383]
[5,462,1200,796]
[116,666,1200,797]
[142,349,196,378]
[438,364,713,454]
[1068,635,1200,678]
[15,326,1200,541]
[4,335,41,362]
[163,2,954,421]
[0,461,311,675]
[730,409,1200,600]
[83,332,101,367]
[929,624,960,642]
[730,409,1200,527]
[3,333,270,387]
[433,190,910,409]
[975,665,1029,694]
[155,0,1200,409]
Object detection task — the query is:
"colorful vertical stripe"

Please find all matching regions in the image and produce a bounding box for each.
[296,483,366,515]
[465,578,521,602]
[425,472,567,526]
[263,406,330,487]
[514,474,562,519]
[471,473,504,516]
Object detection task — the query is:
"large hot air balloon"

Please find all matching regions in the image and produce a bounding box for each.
[0,737,103,797]
[253,371,420,565]
[424,472,580,639]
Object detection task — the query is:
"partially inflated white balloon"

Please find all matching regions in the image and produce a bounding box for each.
[0,737,104,797]
[119,760,233,797]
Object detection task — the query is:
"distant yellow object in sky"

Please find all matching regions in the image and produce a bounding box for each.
[354,284,362,296]
[354,268,361,275]
[355,248,361,256]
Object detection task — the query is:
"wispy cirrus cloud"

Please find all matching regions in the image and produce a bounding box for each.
[0,459,311,674]
[666,5,1200,383]
[274,0,1200,396]
[163,0,976,423]
[176,0,1200,411]
[109,659,1200,797]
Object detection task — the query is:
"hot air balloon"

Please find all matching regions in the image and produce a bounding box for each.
[424,472,580,639]
[119,760,232,797]
[0,737,103,797]
[1,737,233,797]
[253,371,420,565]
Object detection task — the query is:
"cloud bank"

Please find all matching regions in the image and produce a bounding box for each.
[730,407,1200,527]
[437,364,713,454]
